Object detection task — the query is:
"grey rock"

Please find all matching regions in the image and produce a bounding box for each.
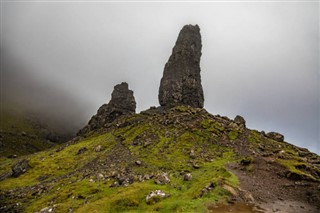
[183,173,192,181]
[94,145,103,152]
[7,154,18,159]
[154,172,170,185]
[76,147,88,155]
[159,24,204,108]
[12,159,30,177]
[146,190,170,204]
[192,162,200,169]
[266,131,284,142]
[37,205,58,213]
[189,149,196,159]
[234,115,246,127]
[78,82,136,135]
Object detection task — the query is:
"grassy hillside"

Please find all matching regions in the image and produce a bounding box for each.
[0,105,71,157]
[0,106,319,212]
[0,106,54,156]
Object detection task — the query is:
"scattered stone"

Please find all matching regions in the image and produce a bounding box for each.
[154,173,170,185]
[146,190,170,204]
[199,182,216,197]
[189,149,196,159]
[76,147,88,155]
[238,188,255,203]
[0,171,12,181]
[109,181,119,188]
[135,160,142,166]
[78,82,136,136]
[222,184,238,196]
[94,145,103,152]
[55,146,65,152]
[7,154,18,159]
[74,194,85,199]
[240,157,253,166]
[298,151,310,157]
[192,162,200,169]
[158,24,204,108]
[37,205,58,213]
[97,173,104,179]
[117,175,133,186]
[183,173,192,181]
[12,159,30,177]
[266,132,284,142]
[37,175,49,181]
[228,122,239,130]
[20,131,27,136]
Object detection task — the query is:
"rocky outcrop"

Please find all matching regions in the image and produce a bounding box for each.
[146,190,170,204]
[12,159,30,178]
[234,115,246,128]
[78,82,136,135]
[158,24,204,108]
[266,131,284,142]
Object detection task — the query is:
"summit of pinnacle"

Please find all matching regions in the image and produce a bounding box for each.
[158,24,204,108]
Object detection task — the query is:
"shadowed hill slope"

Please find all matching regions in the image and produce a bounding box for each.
[0,106,72,157]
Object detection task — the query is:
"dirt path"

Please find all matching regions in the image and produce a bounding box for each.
[229,157,320,213]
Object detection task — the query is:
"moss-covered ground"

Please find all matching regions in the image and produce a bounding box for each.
[1,105,319,212]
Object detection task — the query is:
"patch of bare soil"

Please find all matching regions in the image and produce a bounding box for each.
[229,157,320,213]
[208,202,263,213]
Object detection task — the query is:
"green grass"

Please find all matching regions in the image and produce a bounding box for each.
[200,119,225,136]
[75,152,238,213]
[248,130,261,145]
[228,130,238,140]
[0,133,116,190]
[277,159,320,182]
[0,109,241,212]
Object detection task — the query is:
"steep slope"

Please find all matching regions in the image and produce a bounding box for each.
[0,106,319,212]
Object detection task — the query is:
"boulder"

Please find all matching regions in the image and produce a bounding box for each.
[146,190,170,204]
[183,173,192,181]
[266,131,284,142]
[159,24,204,108]
[76,147,88,155]
[154,172,170,185]
[12,159,30,177]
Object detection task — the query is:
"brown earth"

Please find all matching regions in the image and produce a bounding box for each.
[228,156,319,213]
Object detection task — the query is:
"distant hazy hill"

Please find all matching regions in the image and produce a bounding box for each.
[0,105,73,157]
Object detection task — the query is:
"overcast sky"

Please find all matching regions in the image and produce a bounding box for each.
[1,1,319,154]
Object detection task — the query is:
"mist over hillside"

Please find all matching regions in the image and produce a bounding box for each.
[1,48,91,135]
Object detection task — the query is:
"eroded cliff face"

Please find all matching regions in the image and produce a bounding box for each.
[77,82,136,135]
[159,24,204,108]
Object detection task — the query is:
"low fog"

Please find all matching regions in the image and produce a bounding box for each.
[1,2,319,153]
[2,48,91,133]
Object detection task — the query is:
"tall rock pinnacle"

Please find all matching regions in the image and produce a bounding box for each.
[158,24,204,108]
[77,82,136,136]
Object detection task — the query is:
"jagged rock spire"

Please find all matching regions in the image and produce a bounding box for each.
[158,24,204,108]
[77,82,136,135]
